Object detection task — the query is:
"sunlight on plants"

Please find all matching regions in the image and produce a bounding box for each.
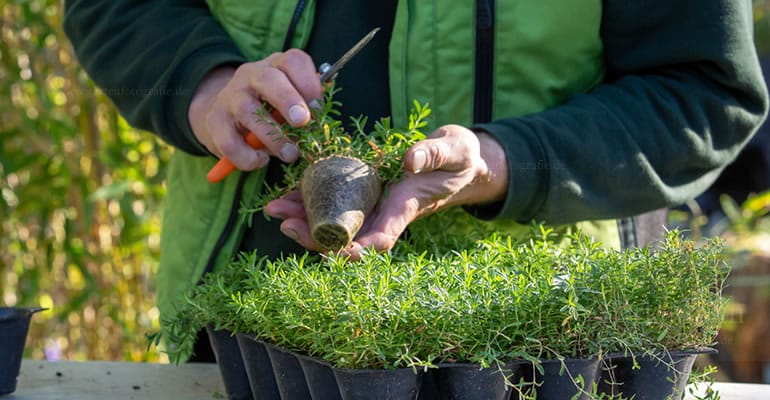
[2,1,770,378]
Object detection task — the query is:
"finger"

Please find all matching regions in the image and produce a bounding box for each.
[280,218,325,252]
[206,109,268,170]
[265,192,306,220]
[229,91,300,163]
[345,167,480,258]
[340,241,364,261]
[250,54,318,127]
[344,186,421,256]
[404,125,482,174]
[344,232,399,260]
[267,49,324,104]
[280,190,304,202]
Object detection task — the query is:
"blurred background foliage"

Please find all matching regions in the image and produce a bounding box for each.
[0,0,769,377]
[1,0,170,362]
[756,0,770,56]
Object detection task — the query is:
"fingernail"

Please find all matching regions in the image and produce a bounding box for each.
[280,143,299,162]
[288,104,309,125]
[412,149,426,174]
[282,227,299,241]
[308,99,322,110]
[254,151,270,168]
[265,206,286,219]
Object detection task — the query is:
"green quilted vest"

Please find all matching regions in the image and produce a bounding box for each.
[158,0,617,327]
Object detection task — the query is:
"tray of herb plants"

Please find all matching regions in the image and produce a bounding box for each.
[152,90,729,400]
[156,227,728,400]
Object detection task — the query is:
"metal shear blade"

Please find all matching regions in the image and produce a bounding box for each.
[318,27,380,82]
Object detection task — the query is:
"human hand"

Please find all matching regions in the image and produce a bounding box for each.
[188,50,323,170]
[264,125,509,258]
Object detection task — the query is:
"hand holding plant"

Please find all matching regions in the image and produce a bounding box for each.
[248,88,432,251]
[258,87,507,255]
[188,51,321,171]
[336,124,502,259]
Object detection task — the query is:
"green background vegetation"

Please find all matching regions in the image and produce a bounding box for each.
[1,0,770,372]
[1,0,170,362]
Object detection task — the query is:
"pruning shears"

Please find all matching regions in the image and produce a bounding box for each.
[207,27,381,183]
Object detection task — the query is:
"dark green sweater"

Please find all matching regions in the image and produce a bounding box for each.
[63,0,768,232]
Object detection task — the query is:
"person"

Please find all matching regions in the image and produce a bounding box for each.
[680,54,770,234]
[63,0,768,360]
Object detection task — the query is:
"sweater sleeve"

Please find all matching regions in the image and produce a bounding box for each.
[63,0,247,155]
[471,0,769,225]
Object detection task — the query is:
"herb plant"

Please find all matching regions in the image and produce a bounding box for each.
[159,227,729,376]
[242,87,430,221]
[148,252,276,363]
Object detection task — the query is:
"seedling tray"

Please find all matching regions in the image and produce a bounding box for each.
[211,339,710,400]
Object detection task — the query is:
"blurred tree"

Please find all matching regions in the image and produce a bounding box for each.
[0,0,171,361]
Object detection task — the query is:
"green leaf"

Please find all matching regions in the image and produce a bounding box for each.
[89,181,132,201]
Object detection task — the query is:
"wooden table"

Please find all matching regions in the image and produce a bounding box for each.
[686,382,770,399]
[10,359,770,399]
[12,360,225,400]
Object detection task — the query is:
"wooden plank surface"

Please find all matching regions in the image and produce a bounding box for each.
[12,360,225,400]
[686,382,770,399]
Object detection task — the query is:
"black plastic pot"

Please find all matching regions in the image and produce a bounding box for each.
[598,349,715,400]
[296,352,342,400]
[416,369,439,400]
[0,306,45,396]
[431,361,532,400]
[263,341,312,399]
[206,326,253,400]
[333,366,424,400]
[235,333,280,400]
[531,358,600,400]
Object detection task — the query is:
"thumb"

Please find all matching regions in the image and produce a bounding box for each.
[404,125,479,174]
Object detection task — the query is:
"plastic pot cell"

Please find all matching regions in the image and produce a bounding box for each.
[205,326,253,400]
[531,358,600,400]
[333,366,424,400]
[598,348,715,400]
[296,352,342,400]
[235,333,280,400]
[0,306,46,396]
[431,361,532,400]
[263,341,312,400]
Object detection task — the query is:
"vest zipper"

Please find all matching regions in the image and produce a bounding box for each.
[201,3,307,279]
[473,0,495,124]
[283,0,309,50]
